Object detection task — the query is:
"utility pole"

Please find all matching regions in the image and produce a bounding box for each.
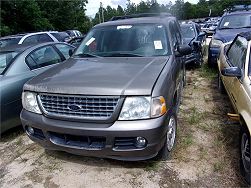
[100,2,104,23]
[98,11,101,23]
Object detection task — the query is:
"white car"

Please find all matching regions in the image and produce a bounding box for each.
[0,31,60,47]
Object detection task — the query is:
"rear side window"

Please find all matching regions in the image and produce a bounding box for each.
[26,46,62,69]
[55,44,74,59]
[227,36,247,69]
[23,34,53,44]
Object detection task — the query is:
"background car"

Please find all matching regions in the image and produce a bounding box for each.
[50,31,71,42]
[0,31,61,48]
[67,35,85,47]
[65,30,82,38]
[0,42,75,134]
[208,6,251,67]
[181,22,206,67]
[217,31,251,185]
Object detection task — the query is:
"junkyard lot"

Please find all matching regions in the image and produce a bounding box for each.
[0,39,249,187]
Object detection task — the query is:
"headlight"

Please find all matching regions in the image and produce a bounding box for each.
[22,91,42,114]
[210,39,223,48]
[119,96,167,120]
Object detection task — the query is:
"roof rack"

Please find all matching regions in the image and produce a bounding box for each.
[110,13,172,21]
[224,5,251,13]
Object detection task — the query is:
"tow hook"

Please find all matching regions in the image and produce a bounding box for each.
[227,113,240,121]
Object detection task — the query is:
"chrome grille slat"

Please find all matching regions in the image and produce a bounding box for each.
[38,94,119,120]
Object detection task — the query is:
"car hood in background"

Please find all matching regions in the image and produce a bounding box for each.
[24,57,169,96]
[214,28,251,43]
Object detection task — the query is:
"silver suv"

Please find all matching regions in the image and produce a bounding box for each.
[21,14,191,161]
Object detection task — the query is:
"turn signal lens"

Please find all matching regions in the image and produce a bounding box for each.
[151,96,167,118]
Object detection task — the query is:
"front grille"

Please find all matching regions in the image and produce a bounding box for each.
[49,132,106,149]
[38,94,119,120]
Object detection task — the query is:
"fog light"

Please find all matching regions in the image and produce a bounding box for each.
[135,137,146,148]
[27,126,34,135]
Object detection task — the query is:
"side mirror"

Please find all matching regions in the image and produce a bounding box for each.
[221,67,242,78]
[69,48,74,57]
[176,45,192,56]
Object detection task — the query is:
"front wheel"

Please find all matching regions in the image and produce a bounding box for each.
[240,126,250,185]
[156,114,177,160]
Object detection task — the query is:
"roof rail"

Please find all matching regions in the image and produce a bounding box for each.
[110,13,172,21]
[224,5,251,13]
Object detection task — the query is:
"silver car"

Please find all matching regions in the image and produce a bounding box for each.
[0,42,74,134]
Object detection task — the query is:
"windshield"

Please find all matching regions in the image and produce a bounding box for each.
[0,51,19,74]
[219,14,251,29]
[181,25,196,38]
[0,37,22,48]
[75,24,170,57]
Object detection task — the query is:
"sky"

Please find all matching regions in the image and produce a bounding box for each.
[85,0,199,18]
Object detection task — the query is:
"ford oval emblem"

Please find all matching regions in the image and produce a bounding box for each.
[68,104,81,112]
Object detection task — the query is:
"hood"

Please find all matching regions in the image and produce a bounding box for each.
[214,28,251,43]
[24,57,169,96]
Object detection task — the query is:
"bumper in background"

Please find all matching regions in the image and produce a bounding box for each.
[20,109,170,161]
[208,46,220,65]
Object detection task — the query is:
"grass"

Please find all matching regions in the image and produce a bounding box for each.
[213,161,225,172]
[144,161,159,171]
[198,63,217,80]
[198,146,208,160]
[187,107,205,125]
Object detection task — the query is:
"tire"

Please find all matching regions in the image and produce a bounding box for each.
[240,125,251,185]
[155,113,177,160]
[217,72,226,94]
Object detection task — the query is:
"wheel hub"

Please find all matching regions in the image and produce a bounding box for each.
[167,116,176,151]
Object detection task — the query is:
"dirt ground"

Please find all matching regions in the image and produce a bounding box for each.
[0,64,249,187]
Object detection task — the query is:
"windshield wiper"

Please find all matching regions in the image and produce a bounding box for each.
[103,52,143,57]
[238,26,251,29]
[73,53,100,58]
[220,26,251,30]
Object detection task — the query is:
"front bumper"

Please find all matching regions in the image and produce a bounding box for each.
[208,46,220,65]
[21,109,170,161]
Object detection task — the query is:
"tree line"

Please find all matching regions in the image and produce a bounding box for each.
[1,0,250,37]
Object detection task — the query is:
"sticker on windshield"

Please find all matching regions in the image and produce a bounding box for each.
[85,37,95,46]
[224,22,229,26]
[154,40,163,50]
[117,25,132,30]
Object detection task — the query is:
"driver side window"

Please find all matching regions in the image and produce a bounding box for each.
[227,36,247,69]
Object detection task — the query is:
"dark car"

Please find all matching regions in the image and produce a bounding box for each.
[181,23,206,67]
[21,13,191,161]
[0,42,74,134]
[208,7,251,67]
[67,36,85,47]
[50,32,71,42]
[65,30,82,38]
